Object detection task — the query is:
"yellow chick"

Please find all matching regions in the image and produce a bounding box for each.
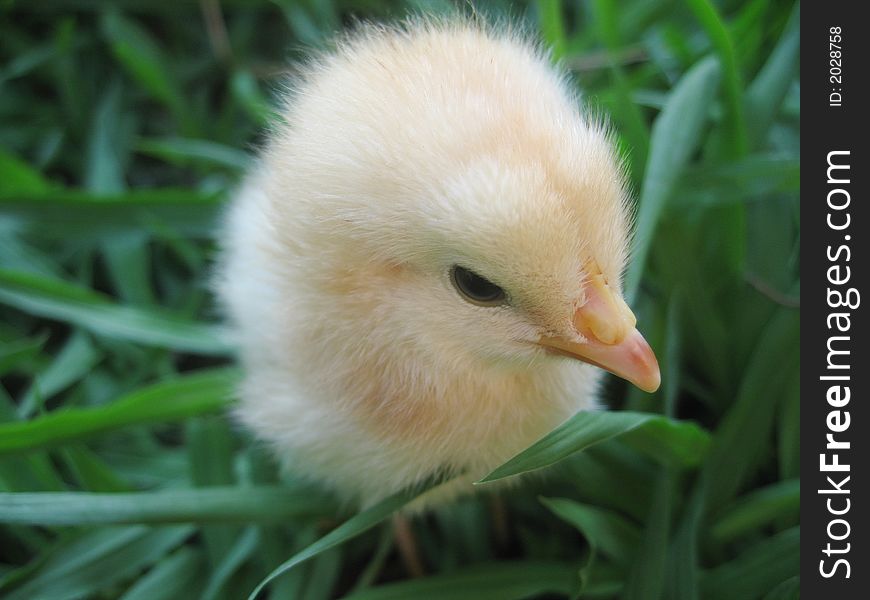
[216,18,660,508]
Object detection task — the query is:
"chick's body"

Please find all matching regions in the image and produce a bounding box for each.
[218,20,654,507]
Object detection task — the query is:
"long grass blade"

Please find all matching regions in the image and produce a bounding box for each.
[745,4,800,147]
[700,527,799,600]
[0,368,237,456]
[685,0,748,158]
[0,269,231,355]
[0,487,336,525]
[540,496,641,565]
[479,411,709,483]
[118,547,204,600]
[248,480,447,600]
[625,57,720,300]
[710,479,799,544]
[622,471,673,599]
[3,526,193,600]
[0,189,222,238]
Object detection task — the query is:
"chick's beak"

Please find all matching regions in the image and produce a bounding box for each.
[538,268,661,393]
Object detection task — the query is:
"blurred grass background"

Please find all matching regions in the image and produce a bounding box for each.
[0,0,799,598]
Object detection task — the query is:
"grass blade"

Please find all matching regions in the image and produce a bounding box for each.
[591,0,650,179]
[3,526,193,600]
[0,233,63,279]
[60,445,131,492]
[745,5,800,147]
[188,416,240,574]
[248,480,445,600]
[702,308,799,511]
[0,269,231,355]
[557,447,654,521]
[540,496,641,565]
[700,527,799,600]
[0,149,52,194]
[536,0,567,62]
[349,524,394,593]
[0,189,223,238]
[625,56,721,299]
[685,0,747,158]
[299,546,343,600]
[100,9,192,133]
[102,233,156,306]
[622,471,673,600]
[0,334,46,377]
[0,527,147,596]
[478,411,709,483]
[664,486,705,600]
[85,78,127,193]
[619,413,709,468]
[710,479,799,544]
[119,547,204,600]
[18,331,101,418]
[136,137,250,171]
[0,368,237,456]
[0,486,336,525]
[201,526,260,600]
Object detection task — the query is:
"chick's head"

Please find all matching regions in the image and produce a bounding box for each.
[257,21,659,397]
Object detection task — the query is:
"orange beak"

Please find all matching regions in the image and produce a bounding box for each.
[538,264,661,393]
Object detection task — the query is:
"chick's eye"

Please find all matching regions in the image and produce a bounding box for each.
[450,266,507,306]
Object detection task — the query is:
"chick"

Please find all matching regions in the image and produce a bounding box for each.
[216,18,659,508]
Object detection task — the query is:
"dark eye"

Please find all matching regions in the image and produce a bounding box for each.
[450,266,507,306]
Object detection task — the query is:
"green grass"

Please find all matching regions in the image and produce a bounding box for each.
[1,1,799,598]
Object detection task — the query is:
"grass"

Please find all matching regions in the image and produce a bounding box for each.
[0,1,799,598]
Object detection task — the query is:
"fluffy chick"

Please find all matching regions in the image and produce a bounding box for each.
[216,18,659,508]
